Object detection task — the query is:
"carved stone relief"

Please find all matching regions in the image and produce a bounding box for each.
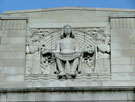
[25,25,111,81]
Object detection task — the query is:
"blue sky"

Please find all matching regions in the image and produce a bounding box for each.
[0,0,135,13]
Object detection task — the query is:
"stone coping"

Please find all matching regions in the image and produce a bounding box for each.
[2,7,135,14]
[0,86,134,93]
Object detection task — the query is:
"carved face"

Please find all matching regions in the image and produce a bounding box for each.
[63,25,72,35]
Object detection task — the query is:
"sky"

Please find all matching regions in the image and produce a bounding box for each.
[0,0,135,13]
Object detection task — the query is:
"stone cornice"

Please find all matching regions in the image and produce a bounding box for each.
[1,7,135,14]
[0,86,134,93]
[0,14,28,20]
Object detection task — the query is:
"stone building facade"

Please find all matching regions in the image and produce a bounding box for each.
[0,7,135,101]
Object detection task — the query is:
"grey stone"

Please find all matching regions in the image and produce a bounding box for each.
[0,52,25,59]
[111,42,130,50]
[0,7,135,102]
[112,73,132,80]
[26,24,111,79]
[111,57,131,64]
[4,67,24,74]
[111,65,135,72]
[131,73,135,80]
[35,92,67,101]
[111,50,131,58]
[33,80,68,87]
[29,22,109,28]
[0,45,7,51]
[67,92,99,101]
[96,11,111,17]
[5,74,24,81]
[98,92,127,100]
[1,37,25,44]
[111,29,130,43]
[127,92,135,100]
[0,30,7,36]
[130,58,135,64]
[0,20,26,30]
[103,81,135,86]
[0,67,4,74]
[0,93,6,101]
[7,44,25,52]
[7,93,24,101]
[23,92,35,101]
[0,74,4,81]
[7,30,26,37]
[0,59,25,67]
[111,18,135,29]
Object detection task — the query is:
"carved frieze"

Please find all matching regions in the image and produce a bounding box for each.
[25,25,111,81]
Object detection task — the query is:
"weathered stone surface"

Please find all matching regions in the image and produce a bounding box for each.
[0,7,135,102]
[28,22,109,28]
[0,74,4,81]
[111,18,135,29]
[1,37,25,44]
[0,93,6,101]
[6,44,25,52]
[103,81,135,86]
[111,65,135,72]
[111,42,130,50]
[127,92,135,100]
[0,20,26,30]
[0,52,25,59]
[98,92,128,100]
[111,29,130,43]
[35,92,67,101]
[4,67,24,74]
[0,87,134,101]
[7,93,24,101]
[111,57,131,64]
[0,45,6,51]
[67,92,99,101]
[0,30,7,36]
[23,93,36,101]
[111,50,131,58]
[4,74,24,81]
[112,73,132,80]
[0,67,4,74]
[7,30,26,37]
[0,59,25,67]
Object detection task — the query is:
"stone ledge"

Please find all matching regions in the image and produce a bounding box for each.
[0,14,28,20]
[2,7,135,14]
[0,86,134,93]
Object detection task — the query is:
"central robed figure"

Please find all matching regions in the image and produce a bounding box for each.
[41,25,94,78]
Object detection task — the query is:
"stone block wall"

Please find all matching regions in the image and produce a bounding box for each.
[0,87,135,101]
[0,19,27,82]
[0,7,135,102]
[110,18,135,83]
